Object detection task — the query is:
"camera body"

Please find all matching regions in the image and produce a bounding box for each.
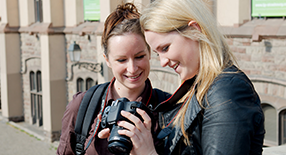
[101,97,153,154]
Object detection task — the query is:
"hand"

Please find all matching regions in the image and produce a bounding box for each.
[118,108,158,155]
[97,114,110,139]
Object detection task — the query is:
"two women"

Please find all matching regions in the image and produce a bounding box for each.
[59,0,265,154]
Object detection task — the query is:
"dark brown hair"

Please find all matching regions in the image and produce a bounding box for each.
[102,3,148,56]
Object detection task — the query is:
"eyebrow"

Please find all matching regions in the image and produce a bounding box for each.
[135,50,146,55]
[115,49,146,58]
[155,45,162,52]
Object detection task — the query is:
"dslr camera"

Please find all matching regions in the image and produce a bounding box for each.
[101,97,153,154]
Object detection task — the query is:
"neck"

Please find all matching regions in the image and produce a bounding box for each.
[112,80,145,101]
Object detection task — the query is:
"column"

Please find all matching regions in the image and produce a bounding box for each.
[0,0,22,121]
[64,0,84,27]
[100,0,121,22]
[18,0,35,26]
[41,0,67,141]
[41,34,67,141]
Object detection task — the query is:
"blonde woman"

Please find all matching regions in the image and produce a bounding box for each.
[139,0,265,154]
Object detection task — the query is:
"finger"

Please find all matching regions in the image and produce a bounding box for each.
[118,127,154,152]
[97,128,110,139]
[117,129,140,143]
[97,114,102,121]
[136,108,152,130]
[120,111,145,131]
[118,120,138,133]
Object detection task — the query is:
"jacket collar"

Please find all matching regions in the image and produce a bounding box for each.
[168,95,202,153]
[153,76,196,112]
[154,76,203,154]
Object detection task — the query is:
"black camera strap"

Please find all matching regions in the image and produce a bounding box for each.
[74,81,171,155]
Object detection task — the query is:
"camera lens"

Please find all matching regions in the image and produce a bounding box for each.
[108,141,130,154]
[108,126,133,154]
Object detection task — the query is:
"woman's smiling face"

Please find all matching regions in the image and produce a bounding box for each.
[104,33,150,91]
[145,30,200,81]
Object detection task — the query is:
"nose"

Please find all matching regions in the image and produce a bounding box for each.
[127,60,138,73]
[159,54,169,67]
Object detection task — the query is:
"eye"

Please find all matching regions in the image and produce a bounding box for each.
[162,45,169,52]
[117,59,126,62]
[135,55,145,59]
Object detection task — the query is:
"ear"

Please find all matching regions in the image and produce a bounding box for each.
[188,20,201,32]
[103,53,111,68]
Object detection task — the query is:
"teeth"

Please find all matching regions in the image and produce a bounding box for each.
[173,63,179,69]
[129,74,140,79]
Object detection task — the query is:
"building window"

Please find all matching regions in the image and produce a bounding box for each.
[86,78,95,90]
[77,78,84,92]
[30,70,43,127]
[34,0,43,22]
[77,77,97,92]
[280,110,286,145]
[262,104,277,145]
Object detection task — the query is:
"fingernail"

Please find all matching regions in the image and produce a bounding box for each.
[117,121,122,125]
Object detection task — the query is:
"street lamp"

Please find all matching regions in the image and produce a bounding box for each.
[66,41,104,81]
[68,41,81,62]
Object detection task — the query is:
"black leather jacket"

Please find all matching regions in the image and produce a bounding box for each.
[154,65,265,155]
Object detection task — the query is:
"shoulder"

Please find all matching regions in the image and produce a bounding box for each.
[209,66,256,98]
[152,88,172,103]
[68,92,86,111]
[205,65,260,109]
[63,92,87,120]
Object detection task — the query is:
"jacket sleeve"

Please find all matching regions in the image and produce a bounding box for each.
[57,92,86,155]
[200,75,265,155]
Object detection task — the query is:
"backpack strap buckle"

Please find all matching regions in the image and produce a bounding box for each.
[75,134,86,155]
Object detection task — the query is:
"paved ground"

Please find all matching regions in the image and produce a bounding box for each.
[0,115,57,155]
[1,111,286,155]
[263,145,286,155]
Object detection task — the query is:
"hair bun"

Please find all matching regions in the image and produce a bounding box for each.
[116,3,140,20]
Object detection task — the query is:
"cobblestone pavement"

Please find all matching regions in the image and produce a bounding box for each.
[0,116,57,155]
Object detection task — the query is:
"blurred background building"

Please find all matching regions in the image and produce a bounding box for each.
[0,0,285,147]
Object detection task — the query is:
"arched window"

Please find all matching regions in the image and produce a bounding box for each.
[30,70,43,127]
[77,78,84,92]
[86,78,94,90]
[280,110,286,145]
[262,104,277,145]
[37,71,42,92]
[30,71,35,91]
[77,77,97,92]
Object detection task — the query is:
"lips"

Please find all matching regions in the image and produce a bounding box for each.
[126,72,142,79]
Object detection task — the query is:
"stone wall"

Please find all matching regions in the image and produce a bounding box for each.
[65,33,101,102]
[20,33,42,124]
[229,37,286,110]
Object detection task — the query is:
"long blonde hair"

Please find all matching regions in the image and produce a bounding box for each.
[140,0,236,145]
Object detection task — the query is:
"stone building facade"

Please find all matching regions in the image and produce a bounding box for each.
[0,0,286,146]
